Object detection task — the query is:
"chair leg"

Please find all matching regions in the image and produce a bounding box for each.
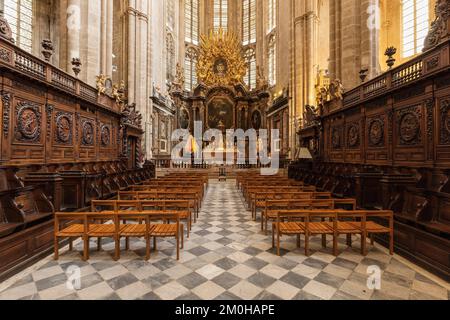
[146,236,151,261]
[277,229,281,256]
[305,234,310,256]
[181,227,184,249]
[54,236,59,260]
[272,226,275,248]
[69,239,73,252]
[361,232,367,256]
[297,234,301,248]
[265,217,269,236]
[261,212,264,231]
[83,236,89,261]
[322,235,327,248]
[97,237,102,251]
[370,234,375,245]
[176,234,180,261]
[346,234,352,247]
[125,237,130,251]
[114,236,120,261]
[153,237,157,251]
[333,234,338,256]
[389,232,394,255]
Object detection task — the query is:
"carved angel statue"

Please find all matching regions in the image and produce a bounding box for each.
[423,0,449,51]
[303,105,318,127]
[256,66,268,88]
[96,74,108,96]
[329,79,345,101]
[112,80,126,105]
[317,86,329,106]
[170,63,185,92]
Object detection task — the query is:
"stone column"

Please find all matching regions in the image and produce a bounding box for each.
[106,0,114,76]
[305,9,319,106]
[361,0,381,79]
[100,0,113,76]
[66,0,81,72]
[128,0,136,104]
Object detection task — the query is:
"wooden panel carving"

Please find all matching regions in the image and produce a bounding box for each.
[397,105,422,146]
[367,116,385,147]
[440,100,450,145]
[14,101,42,143]
[346,122,360,149]
[81,118,95,146]
[2,92,11,138]
[54,111,73,145]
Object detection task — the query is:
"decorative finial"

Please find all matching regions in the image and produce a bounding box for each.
[359,68,369,83]
[41,39,54,62]
[385,46,397,70]
[71,58,82,77]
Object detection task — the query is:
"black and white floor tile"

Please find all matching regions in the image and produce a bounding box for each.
[0,180,448,300]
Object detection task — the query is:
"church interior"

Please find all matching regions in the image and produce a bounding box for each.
[0,0,449,302]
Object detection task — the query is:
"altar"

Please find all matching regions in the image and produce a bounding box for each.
[170,29,270,142]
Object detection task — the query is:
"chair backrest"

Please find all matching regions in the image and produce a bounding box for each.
[85,212,118,233]
[117,191,137,200]
[136,192,159,200]
[334,199,357,210]
[140,200,166,211]
[91,200,117,212]
[164,200,190,211]
[116,200,141,212]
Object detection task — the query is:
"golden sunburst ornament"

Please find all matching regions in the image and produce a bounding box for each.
[197,28,247,87]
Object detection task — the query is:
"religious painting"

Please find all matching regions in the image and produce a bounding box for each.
[207,98,233,130]
[213,58,228,78]
[251,110,262,130]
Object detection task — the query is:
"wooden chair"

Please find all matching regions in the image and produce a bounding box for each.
[54,213,87,260]
[333,211,367,256]
[84,212,120,261]
[349,210,394,255]
[273,211,308,256]
[302,211,338,256]
[117,212,153,261]
[141,200,192,237]
[90,201,118,251]
[150,212,184,260]
[163,200,192,237]
[263,200,335,233]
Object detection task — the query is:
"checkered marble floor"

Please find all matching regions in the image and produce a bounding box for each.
[0,180,449,300]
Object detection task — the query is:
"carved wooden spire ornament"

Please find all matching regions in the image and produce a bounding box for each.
[197,28,247,87]
[423,0,450,51]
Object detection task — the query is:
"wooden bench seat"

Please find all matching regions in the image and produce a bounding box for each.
[272,210,394,257]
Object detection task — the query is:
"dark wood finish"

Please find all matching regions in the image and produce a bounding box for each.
[292,32,450,281]
[0,28,155,281]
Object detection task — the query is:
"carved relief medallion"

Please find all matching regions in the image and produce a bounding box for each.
[368,118,384,147]
[399,112,420,145]
[55,112,73,144]
[101,125,110,146]
[16,102,41,142]
[82,120,94,146]
[331,127,341,149]
[347,124,360,148]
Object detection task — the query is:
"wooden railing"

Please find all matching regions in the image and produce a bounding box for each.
[0,38,118,113]
[340,41,448,109]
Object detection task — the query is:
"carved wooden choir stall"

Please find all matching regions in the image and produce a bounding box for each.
[291,1,450,281]
[0,17,154,281]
